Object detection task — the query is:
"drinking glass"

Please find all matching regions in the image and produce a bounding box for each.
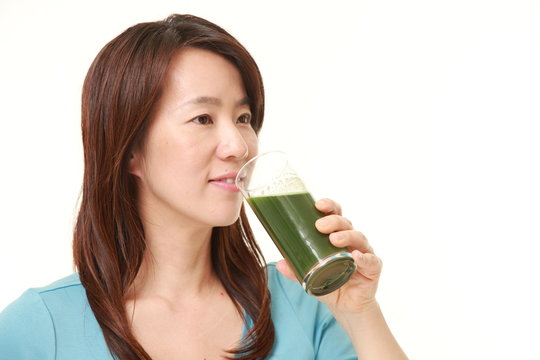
[235,151,356,296]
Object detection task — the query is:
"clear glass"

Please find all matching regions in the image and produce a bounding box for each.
[236,151,356,296]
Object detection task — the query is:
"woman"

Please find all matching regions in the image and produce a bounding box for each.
[0,14,407,359]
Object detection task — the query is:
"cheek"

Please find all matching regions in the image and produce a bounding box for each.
[245,130,259,156]
[143,130,197,177]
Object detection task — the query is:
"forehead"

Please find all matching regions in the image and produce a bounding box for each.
[163,47,245,95]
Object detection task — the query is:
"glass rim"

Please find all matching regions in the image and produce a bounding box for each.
[235,150,288,196]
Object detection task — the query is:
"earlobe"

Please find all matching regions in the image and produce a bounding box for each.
[128,152,142,178]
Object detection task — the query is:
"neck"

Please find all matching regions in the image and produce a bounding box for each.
[131,219,216,302]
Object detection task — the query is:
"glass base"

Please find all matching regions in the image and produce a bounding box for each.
[302,252,357,296]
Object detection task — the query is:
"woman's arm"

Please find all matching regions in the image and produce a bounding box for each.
[328,300,407,360]
[276,198,408,360]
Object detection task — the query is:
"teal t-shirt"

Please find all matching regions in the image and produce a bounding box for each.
[0,264,356,359]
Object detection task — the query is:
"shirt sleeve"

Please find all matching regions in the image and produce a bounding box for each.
[0,289,56,360]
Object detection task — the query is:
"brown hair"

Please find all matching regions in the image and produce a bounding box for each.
[73,14,274,359]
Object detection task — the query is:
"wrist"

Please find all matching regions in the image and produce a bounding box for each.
[330,300,382,335]
[324,295,380,318]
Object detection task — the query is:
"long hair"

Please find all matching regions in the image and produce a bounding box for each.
[73,14,274,359]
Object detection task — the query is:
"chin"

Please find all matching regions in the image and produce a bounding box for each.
[215,220,239,228]
[207,209,242,228]
[214,215,241,227]
[206,200,244,226]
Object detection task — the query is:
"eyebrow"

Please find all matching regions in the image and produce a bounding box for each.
[179,96,250,108]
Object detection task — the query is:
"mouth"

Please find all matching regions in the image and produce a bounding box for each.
[217,178,236,184]
[209,172,243,183]
[208,172,245,192]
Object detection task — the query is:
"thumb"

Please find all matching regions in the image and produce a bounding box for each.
[275,260,298,282]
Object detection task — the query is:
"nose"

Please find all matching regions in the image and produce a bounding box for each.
[215,123,249,161]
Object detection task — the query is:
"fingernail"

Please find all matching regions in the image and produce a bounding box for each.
[317,218,329,227]
[316,199,328,207]
[330,233,344,241]
[353,250,363,262]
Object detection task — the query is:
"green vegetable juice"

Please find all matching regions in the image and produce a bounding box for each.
[247,192,355,295]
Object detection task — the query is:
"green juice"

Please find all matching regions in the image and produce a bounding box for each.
[247,192,356,295]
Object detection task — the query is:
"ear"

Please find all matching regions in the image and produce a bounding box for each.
[128,151,143,178]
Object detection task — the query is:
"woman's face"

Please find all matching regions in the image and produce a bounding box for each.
[129,47,258,229]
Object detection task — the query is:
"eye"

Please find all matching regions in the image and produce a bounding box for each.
[237,113,252,125]
[191,115,213,125]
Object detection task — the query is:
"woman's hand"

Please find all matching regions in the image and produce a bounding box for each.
[275,198,383,315]
[276,198,408,359]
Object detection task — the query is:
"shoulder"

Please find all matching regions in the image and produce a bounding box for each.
[0,274,89,359]
[31,273,87,314]
[0,273,83,323]
[17,273,88,329]
[38,272,82,291]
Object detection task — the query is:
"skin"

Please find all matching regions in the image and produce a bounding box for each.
[277,199,408,359]
[127,46,407,359]
[127,47,257,359]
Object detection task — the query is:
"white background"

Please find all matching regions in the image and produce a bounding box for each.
[1,1,539,359]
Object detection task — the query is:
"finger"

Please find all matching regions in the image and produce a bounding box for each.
[316,214,353,233]
[352,250,383,280]
[329,230,374,254]
[315,198,342,216]
[275,259,297,282]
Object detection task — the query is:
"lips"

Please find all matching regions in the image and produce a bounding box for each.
[211,177,236,183]
[209,172,244,192]
[209,172,240,182]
